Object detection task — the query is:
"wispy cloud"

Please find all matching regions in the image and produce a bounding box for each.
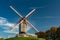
[40,16,60,18]
[29,7,44,9]
[27,25,31,31]
[0,17,31,34]
[4,30,18,34]
[4,25,31,34]
[0,17,14,27]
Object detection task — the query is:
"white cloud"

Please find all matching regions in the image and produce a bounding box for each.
[40,16,60,18]
[0,17,8,24]
[0,17,14,27]
[29,7,44,9]
[27,25,31,31]
[4,25,31,34]
[4,30,18,34]
[0,17,31,34]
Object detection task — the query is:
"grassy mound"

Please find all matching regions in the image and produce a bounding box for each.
[5,37,39,40]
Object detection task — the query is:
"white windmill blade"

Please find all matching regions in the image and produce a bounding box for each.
[10,20,21,32]
[25,9,36,18]
[26,20,39,32]
[10,6,23,18]
[10,23,19,32]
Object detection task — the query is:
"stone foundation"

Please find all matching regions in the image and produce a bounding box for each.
[16,34,37,38]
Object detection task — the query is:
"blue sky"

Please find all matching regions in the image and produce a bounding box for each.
[0,0,60,38]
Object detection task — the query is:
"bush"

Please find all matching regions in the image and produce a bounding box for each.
[0,38,4,40]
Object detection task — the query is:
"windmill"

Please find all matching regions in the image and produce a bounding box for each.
[9,6,39,37]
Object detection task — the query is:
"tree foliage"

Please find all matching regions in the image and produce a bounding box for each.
[0,38,4,40]
[36,27,60,40]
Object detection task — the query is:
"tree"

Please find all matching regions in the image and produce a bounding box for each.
[56,27,60,40]
[0,38,4,40]
[45,27,57,40]
[35,31,45,38]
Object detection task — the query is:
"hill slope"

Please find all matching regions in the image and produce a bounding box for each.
[5,37,40,40]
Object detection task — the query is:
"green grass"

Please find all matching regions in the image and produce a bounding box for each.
[5,37,40,40]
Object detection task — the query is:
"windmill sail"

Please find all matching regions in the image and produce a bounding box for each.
[10,6,23,18]
[25,9,36,18]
